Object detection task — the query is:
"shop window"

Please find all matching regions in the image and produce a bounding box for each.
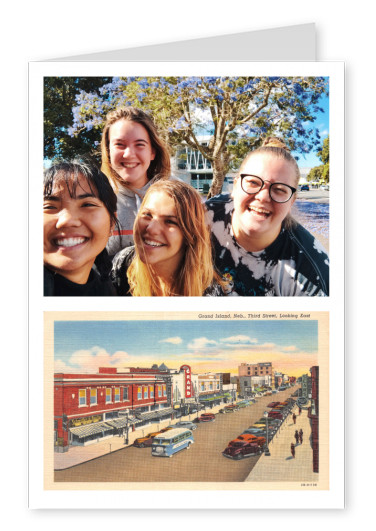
[115,388,120,402]
[144,387,148,399]
[137,387,142,400]
[79,389,86,406]
[150,386,154,398]
[123,387,128,400]
[163,385,166,397]
[90,389,97,405]
[106,388,112,404]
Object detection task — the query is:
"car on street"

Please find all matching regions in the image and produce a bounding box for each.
[228,433,266,448]
[254,418,282,428]
[300,184,309,191]
[219,407,234,414]
[243,428,268,437]
[267,401,281,408]
[223,441,262,460]
[170,421,197,431]
[268,411,284,420]
[237,400,250,408]
[133,431,162,448]
[196,413,215,422]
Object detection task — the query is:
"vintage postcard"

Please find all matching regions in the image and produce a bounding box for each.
[41,311,332,507]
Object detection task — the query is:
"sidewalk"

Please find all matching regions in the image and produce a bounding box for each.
[245,407,317,482]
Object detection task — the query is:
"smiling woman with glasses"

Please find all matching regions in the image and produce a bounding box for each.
[205,137,329,296]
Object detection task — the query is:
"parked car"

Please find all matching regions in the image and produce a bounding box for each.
[223,441,262,460]
[133,431,161,448]
[267,401,281,408]
[196,413,215,422]
[224,404,240,412]
[252,422,278,432]
[170,421,197,431]
[300,184,309,191]
[237,400,250,408]
[243,428,267,437]
[228,433,266,448]
[254,418,282,428]
[268,411,284,420]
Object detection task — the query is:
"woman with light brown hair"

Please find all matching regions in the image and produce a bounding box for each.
[206,137,329,296]
[101,106,171,257]
[111,180,225,296]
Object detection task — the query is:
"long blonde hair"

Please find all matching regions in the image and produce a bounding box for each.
[127,180,221,296]
[100,107,171,192]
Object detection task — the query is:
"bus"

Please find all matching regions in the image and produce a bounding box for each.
[151,428,194,457]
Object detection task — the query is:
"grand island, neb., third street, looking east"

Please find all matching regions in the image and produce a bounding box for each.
[50,317,326,486]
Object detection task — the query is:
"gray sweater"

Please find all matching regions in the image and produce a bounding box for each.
[106,180,154,258]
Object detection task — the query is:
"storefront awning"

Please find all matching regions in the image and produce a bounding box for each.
[69,422,113,438]
[135,407,174,422]
[106,416,140,429]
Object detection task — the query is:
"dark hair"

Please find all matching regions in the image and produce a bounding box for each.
[43,157,119,276]
[44,157,117,226]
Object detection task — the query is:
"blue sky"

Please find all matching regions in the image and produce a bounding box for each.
[54,319,318,377]
[294,92,329,169]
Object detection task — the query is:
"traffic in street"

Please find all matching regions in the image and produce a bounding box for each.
[55,387,298,483]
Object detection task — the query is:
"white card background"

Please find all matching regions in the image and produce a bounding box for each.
[29,60,344,509]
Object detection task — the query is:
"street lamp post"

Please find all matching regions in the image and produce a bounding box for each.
[263,411,271,456]
[124,409,129,445]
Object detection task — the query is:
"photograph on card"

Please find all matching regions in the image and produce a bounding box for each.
[43,75,330,297]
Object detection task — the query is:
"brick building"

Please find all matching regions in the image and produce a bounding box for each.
[54,367,172,448]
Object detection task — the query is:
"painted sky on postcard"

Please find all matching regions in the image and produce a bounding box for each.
[54,319,318,378]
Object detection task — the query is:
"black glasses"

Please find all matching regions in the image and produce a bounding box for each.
[240,174,296,203]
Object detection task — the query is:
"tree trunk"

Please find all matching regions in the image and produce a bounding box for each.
[207,151,229,199]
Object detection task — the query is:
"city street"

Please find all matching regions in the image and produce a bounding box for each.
[293,190,329,251]
[54,388,298,483]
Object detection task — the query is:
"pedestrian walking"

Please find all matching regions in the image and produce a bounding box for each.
[291,442,295,458]
[298,407,302,415]
[299,429,303,444]
[292,413,297,424]
[294,430,299,445]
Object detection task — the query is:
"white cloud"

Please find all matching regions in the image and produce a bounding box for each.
[219,335,258,345]
[187,337,218,350]
[55,346,131,373]
[159,337,183,345]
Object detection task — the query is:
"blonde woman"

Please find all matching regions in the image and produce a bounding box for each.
[101,106,171,257]
[111,180,225,296]
[206,137,329,296]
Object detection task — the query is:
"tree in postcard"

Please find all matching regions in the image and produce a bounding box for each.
[46,76,328,197]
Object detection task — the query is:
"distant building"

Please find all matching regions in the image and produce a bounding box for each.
[308,366,319,473]
[171,137,235,193]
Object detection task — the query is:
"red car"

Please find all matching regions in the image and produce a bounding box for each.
[197,413,215,422]
[223,441,262,460]
[267,402,280,408]
[268,411,284,420]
